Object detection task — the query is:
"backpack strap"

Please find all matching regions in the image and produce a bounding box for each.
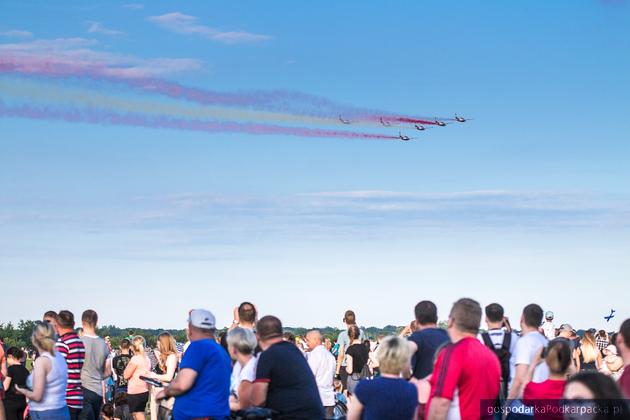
[501,331,512,351]
[481,332,494,349]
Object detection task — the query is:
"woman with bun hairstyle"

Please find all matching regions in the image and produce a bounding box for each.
[15,322,69,420]
[522,338,573,420]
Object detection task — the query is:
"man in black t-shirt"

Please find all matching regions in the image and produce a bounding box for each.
[111,339,132,395]
[252,316,324,420]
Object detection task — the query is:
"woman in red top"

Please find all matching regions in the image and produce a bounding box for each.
[523,339,572,420]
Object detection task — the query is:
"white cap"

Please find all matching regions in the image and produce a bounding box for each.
[545,311,554,320]
[188,309,216,329]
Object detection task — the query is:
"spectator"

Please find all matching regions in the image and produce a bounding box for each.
[2,347,29,420]
[112,338,131,395]
[123,337,150,420]
[616,318,630,397]
[79,310,112,420]
[252,315,324,419]
[426,298,501,420]
[43,311,59,332]
[575,330,601,371]
[596,330,610,354]
[348,336,417,420]
[148,333,178,420]
[305,330,336,417]
[55,310,85,420]
[541,311,555,340]
[324,337,332,353]
[0,336,7,420]
[478,303,519,402]
[335,310,365,391]
[226,327,258,412]
[599,344,624,379]
[100,403,114,420]
[563,371,630,419]
[155,309,231,420]
[506,304,550,408]
[111,340,132,396]
[229,302,257,331]
[408,300,449,379]
[345,325,370,396]
[15,322,69,420]
[522,339,573,420]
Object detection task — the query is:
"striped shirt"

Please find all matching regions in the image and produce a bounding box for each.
[56,332,85,409]
[596,337,609,351]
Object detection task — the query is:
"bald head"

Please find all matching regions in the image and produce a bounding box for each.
[305,330,323,351]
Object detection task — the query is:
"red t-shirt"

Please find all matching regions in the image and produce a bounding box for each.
[523,379,565,420]
[427,336,501,420]
[620,368,630,399]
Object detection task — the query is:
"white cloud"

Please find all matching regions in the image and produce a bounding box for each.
[147,12,272,44]
[0,30,33,39]
[0,37,203,78]
[86,21,125,36]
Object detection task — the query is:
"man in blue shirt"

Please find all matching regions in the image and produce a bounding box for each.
[156,309,231,420]
[408,300,450,379]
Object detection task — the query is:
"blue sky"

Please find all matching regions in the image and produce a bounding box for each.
[1,0,629,330]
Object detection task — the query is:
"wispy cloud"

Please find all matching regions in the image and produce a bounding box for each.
[0,37,202,78]
[123,3,144,10]
[0,30,33,39]
[147,12,272,44]
[86,21,125,36]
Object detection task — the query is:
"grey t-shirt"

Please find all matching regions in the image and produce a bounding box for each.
[336,328,366,367]
[81,335,109,395]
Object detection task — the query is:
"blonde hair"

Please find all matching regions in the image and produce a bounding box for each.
[581,331,599,363]
[32,322,57,355]
[132,336,146,355]
[376,336,411,375]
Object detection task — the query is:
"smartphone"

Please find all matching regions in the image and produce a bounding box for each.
[139,376,163,388]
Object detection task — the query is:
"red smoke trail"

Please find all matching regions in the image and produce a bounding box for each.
[0,56,440,124]
[0,103,401,140]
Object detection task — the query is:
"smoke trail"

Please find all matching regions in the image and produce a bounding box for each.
[0,77,356,127]
[0,55,443,124]
[0,102,401,140]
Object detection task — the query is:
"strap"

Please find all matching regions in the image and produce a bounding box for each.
[501,331,512,350]
[481,332,494,349]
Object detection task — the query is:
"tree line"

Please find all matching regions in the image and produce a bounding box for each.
[1,321,424,350]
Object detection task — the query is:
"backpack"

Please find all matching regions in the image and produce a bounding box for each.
[481,331,512,386]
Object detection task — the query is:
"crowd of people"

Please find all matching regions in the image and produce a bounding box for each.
[0,300,629,420]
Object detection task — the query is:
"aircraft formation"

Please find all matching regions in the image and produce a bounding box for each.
[339,113,472,141]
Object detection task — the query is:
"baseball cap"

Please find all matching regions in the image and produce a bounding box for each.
[545,311,554,320]
[188,309,216,329]
[559,323,574,332]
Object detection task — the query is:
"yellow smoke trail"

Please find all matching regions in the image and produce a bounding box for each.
[0,77,381,128]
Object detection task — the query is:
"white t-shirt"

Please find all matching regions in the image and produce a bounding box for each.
[477,329,519,384]
[306,345,336,407]
[541,321,555,340]
[230,356,258,398]
[514,331,549,383]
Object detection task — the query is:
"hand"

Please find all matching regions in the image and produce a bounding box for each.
[14,385,26,395]
[155,389,167,402]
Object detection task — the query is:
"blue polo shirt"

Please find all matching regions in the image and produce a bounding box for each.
[173,338,231,420]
